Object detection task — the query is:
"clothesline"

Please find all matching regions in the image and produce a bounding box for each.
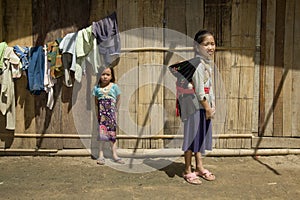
[0,11,120,131]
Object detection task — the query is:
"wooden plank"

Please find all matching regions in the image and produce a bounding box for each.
[3,0,36,149]
[252,0,261,134]
[164,0,189,62]
[282,0,295,137]
[252,137,300,149]
[4,0,32,45]
[165,0,187,34]
[31,0,91,149]
[261,0,276,137]
[186,0,204,39]
[273,0,286,137]
[231,0,257,47]
[0,0,3,40]
[259,0,267,136]
[292,0,300,137]
[204,0,232,46]
[117,0,140,32]
[89,0,117,23]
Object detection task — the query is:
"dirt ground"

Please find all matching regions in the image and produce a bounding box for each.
[0,154,299,200]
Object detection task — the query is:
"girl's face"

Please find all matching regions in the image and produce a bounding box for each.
[100,68,112,86]
[197,35,216,58]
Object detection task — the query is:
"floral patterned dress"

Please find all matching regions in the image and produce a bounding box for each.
[92,83,121,142]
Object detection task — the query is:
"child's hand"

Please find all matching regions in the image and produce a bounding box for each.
[205,107,215,119]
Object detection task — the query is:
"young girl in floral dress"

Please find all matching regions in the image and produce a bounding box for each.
[92,67,124,165]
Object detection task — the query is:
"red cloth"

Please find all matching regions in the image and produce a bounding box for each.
[175,86,210,116]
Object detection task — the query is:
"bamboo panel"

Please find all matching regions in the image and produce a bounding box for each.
[1,0,300,152]
[241,138,251,149]
[238,99,253,133]
[292,0,300,137]
[116,0,140,149]
[282,0,295,137]
[225,98,238,135]
[261,0,276,137]
[215,52,231,135]
[215,138,224,149]
[220,138,251,149]
[224,1,242,137]
[239,60,254,132]
[117,54,139,142]
[231,0,256,141]
[252,137,300,149]
[137,63,164,148]
[213,58,227,136]
[225,53,239,135]
[163,53,183,140]
[137,0,164,148]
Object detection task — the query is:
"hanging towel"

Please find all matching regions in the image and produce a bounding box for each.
[92,12,121,67]
[75,25,93,82]
[47,38,63,78]
[0,42,8,74]
[13,45,30,70]
[0,47,16,130]
[27,46,45,95]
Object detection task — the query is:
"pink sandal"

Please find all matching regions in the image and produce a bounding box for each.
[183,172,202,185]
[195,169,215,181]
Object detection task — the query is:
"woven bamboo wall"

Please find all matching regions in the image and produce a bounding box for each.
[0,0,299,153]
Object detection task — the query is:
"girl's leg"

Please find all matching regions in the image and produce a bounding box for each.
[195,152,215,181]
[98,141,105,158]
[183,150,202,184]
[195,152,205,172]
[110,141,118,160]
[184,150,193,174]
[97,141,105,165]
[110,141,125,164]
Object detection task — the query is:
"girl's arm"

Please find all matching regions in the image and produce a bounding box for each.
[200,99,215,119]
[116,95,120,112]
[95,97,99,117]
[193,64,215,119]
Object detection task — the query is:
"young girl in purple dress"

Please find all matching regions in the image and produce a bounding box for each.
[93,67,124,165]
[171,30,217,184]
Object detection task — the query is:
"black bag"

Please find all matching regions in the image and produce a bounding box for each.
[168,57,201,88]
